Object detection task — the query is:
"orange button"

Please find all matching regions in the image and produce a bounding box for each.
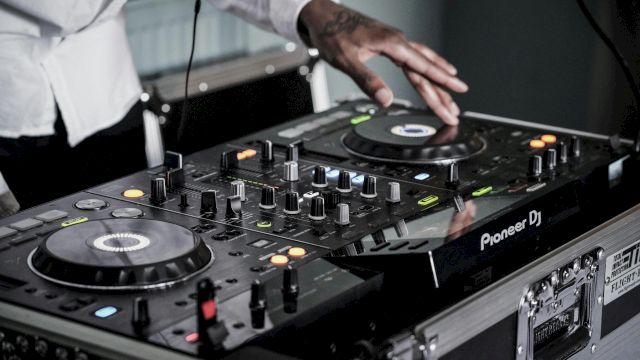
[270,254,289,265]
[237,152,247,160]
[287,247,307,257]
[242,149,257,158]
[529,139,546,149]
[540,134,557,144]
[123,189,145,198]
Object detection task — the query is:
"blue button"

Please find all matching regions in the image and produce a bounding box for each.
[414,173,430,181]
[326,169,340,179]
[94,306,119,318]
[352,175,365,185]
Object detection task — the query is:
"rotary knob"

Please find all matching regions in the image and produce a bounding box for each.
[528,155,542,178]
[335,203,350,226]
[283,161,299,182]
[261,140,274,163]
[200,190,218,214]
[282,265,299,313]
[312,166,328,188]
[570,136,581,157]
[230,180,246,202]
[150,178,167,205]
[556,141,568,164]
[284,191,301,215]
[225,195,242,219]
[286,143,299,162]
[386,182,401,204]
[249,280,267,329]
[543,148,557,170]
[308,196,326,221]
[446,163,460,188]
[360,175,377,198]
[131,297,150,334]
[260,186,276,209]
[337,170,352,193]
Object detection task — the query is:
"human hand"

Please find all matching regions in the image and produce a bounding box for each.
[299,0,468,125]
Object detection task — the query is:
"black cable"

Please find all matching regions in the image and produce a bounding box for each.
[577,0,640,152]
[177,0,201,143]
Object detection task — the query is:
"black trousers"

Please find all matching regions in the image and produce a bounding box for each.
[0,101,147,210]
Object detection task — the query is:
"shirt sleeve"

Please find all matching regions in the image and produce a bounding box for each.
[208,0,311,43]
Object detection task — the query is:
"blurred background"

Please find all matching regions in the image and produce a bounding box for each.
[124,0,639,155]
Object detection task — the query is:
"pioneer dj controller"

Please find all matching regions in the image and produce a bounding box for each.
[0,100,638,359]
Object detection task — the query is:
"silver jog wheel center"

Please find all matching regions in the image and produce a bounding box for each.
[92,233,151,253]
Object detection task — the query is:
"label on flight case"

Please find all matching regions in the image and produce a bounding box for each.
[604,238,640,305]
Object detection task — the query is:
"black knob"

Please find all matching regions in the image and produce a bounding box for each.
[179,193,189,208]
[286,144,299,162]
[220,150,238,172]
[337,170,352,193]
[225,195,242,219]
[570,136,581,157]
[282,266,299,314]
[249,280,267,329]
[312,166,328,188]
[528,155,542,178]
[556,141,568,163]
[446,163,460,188]
[360,175,377,198]
[150,178,167,205]
[543,148,557,170]
[261,140,274,162]
[132,297,150,334]
[260,186,276,209]
[284,191,301,214]
[309,196,326,220]
[165,168,185,189]
[322,190,341,210]
[197,278,229,350]
[200,190,218,214]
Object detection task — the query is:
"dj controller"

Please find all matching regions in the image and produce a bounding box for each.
[0,100,638,359]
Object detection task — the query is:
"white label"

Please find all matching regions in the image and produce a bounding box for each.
[604,239,640,305]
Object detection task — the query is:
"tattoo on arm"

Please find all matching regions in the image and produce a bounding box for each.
[319,10,373,37]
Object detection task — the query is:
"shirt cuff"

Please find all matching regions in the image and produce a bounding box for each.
[270,0,312,44]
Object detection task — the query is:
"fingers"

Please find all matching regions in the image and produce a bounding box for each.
[337,56,394,107]
[434,86,460,117]
[409,42,457,76]
[404,68,459,125]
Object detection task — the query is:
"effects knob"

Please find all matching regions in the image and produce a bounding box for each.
[386,182,401,204]
[261,140,274,162]
[446,163,460,188]
[337,170,352,193]
[322,190,341,209]
[260,186,276,209]
[543,148,557,170]
[360,175,377,198]
[150,178,167,205]
[283,161,299,182]
[556,141,568,164]
[230,180,246,202]
[570,136,581,157]
[312,166,328,188]
[249,280,267,329]
[131,297,150,334]
[308,196,326,221]
[284,191,301,215]
[335,203,350,226]
[200,190,218,214]
[528,155,542,178]
[225,195,242,219]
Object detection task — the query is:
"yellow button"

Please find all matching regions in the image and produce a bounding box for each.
[123,189,145,198]
[61,217,89,227]
[242,149,257,158]
[287,247,307,257]
[237,152,247,160]
[270,254,289,265]
[541,134,557,144]
[529,139,545,149]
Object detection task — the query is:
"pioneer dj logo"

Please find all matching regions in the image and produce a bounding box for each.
[480,210,542,251]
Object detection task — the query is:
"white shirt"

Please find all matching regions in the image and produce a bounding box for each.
[0,0,310,147]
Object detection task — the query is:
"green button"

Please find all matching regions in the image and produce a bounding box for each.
[350,115,372,125]
[256,221,272,228]
[472,186,493,197]
[61,217,89,227]
[417,195,439,207]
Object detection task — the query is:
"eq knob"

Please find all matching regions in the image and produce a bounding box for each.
[283,161,299,182]
[386,182,401,204]
[543,148,557,170]
[225,195,242,219]
[322,190,341,210]
[556,141,568,164]
[150,178,167,204]
[261,140,274,162]
[259,186,276,209]
[131,297,150,334]
[335,203,350,226]
[249,280,267,329]
[312,166,328,188]
[284,191,301,214]
[200,190,218,214]
[360,175,377,198]
[570,136,581,157]
[230,180,246,202]
[308,196,326,221]
[528,155,542,178]
[446,163,460,188]
[337,170,352,193]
